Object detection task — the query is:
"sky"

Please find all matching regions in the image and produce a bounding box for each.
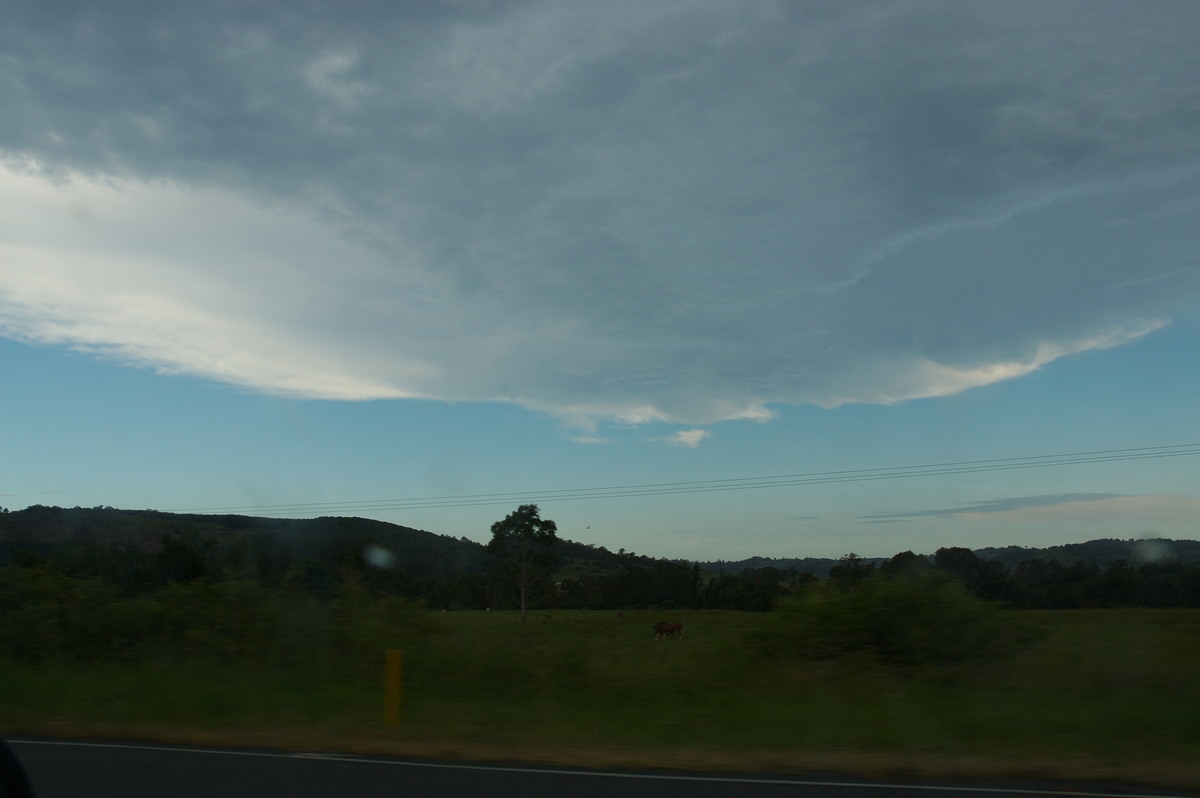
[2,0,1199,561]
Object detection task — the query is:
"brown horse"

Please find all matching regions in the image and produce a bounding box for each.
[654,621,684,639]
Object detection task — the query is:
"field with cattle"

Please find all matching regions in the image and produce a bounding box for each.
[2,589,1199,788]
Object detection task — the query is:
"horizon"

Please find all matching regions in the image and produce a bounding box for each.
[3,2,1199,561]
[4,502,1195,566]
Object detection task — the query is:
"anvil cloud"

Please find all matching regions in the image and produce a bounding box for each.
[3,1,1199,426]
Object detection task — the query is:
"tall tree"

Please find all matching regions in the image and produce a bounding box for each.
[487,505,558,623]
[829,552,874,591]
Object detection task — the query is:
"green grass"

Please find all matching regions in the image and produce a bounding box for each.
[3,608,1199,787]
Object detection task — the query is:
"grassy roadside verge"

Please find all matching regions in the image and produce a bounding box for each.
[3,609,1199,790]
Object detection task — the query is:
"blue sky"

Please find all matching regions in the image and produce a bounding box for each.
[2,1,1199,560]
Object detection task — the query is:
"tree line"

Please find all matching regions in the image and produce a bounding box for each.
[0,505,796,612]
[3,505,1199,616]
[832,547,1200,608]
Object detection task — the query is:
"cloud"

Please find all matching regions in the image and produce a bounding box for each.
[862,493,1200,525]
[2,1,1200,425]
[0,165,433,400]
[663,429,711,449]
[862,493,1118,522]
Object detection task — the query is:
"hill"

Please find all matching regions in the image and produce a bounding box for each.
[0,504,488,574]
[6,506,1199,577]
[973,538,1200,569]
[4,505,1199,611]
[696,538,1200,577]
[0,504,780,610]
[692,555,885,577]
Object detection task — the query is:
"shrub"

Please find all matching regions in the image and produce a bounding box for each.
[759,571,1020,667]
[0,565,433,676]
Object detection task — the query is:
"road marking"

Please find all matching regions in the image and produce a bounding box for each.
[8,739,1191,798]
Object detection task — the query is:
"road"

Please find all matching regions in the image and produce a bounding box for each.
[5,739,1194,798]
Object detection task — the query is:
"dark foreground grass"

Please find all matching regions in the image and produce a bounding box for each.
[3,608,1199,788]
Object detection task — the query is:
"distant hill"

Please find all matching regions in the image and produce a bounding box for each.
[3,506,1197,578]
[973,538,1200,569]
[0,506,862,577]
[696,538,1200,576]
[0,505,671,578]
[692,555,887,577]
[0,505,489,575]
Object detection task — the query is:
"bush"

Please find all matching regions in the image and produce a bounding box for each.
[759,571,1021,667]
[0,565,433,677]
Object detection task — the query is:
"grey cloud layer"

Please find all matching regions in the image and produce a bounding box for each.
[861,493,1118,522]
[2,1,1199,423]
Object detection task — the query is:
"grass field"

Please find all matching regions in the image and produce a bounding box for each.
[2,607,1199,788]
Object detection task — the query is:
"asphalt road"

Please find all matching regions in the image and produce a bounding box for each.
[5,739,1194,798]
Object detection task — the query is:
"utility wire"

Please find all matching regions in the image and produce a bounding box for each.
[173,443,1200,517]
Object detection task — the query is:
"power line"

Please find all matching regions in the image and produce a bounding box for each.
[172,443,1200,517]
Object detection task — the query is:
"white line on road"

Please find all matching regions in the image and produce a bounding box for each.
[8,739,1191,798]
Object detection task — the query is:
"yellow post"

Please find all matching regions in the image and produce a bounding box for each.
[384,648,403,726]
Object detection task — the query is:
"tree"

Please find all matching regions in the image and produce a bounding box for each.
[829,553,874,591]
[486,505,558,623]
[933,547,1008,601]
[879,550,931,580]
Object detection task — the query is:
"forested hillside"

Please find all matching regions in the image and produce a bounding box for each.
[0,505,794,611]
[974,538,1200,569]
[2,505,1199,611]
